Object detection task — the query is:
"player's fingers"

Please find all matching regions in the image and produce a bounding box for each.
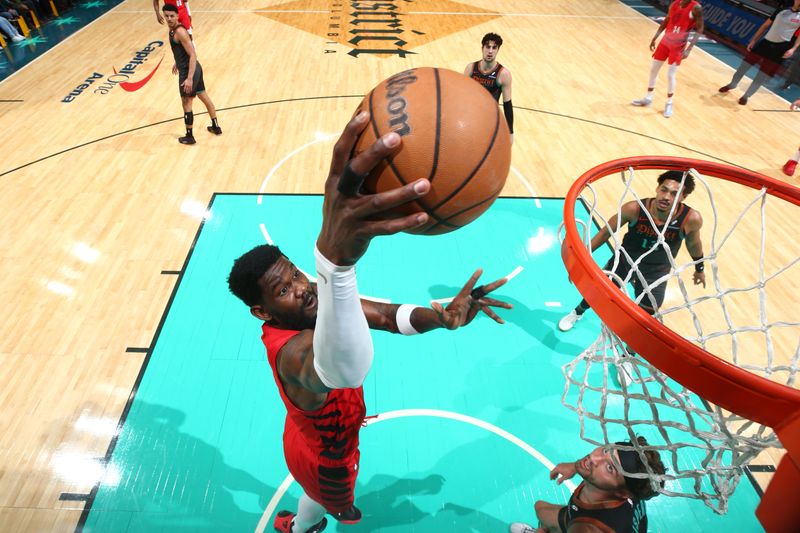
[476,297,513,309]
[358,178,430,217]
[479,276,508,295]
[330,111,370,178]
[361,212,429,237]
[480,306,504,324]
[455,269,483,301]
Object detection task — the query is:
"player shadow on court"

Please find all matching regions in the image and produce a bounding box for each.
[347,471,512,532]
[427,283,586,356]
[85,400,277,532]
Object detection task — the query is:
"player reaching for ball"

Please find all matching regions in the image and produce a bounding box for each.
[227,111,513,533]
[464,33,514,143]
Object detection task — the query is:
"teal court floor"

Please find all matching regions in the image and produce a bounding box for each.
[80,195,763,532]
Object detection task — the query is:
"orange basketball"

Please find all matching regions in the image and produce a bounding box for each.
[354,67,511,235]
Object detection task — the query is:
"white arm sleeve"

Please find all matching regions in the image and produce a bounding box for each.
[312,246,374,389]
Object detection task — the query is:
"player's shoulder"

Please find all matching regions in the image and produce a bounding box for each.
[621,200,642,218]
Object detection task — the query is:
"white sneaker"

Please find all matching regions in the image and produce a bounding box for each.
[615,359,634,387]
[663,102,673,118]
[510,523,537,533]
[11,34,25,43]
[558,310,582,332]
[631,97,652,107]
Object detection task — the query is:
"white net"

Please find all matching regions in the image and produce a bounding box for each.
[561,165,800,514]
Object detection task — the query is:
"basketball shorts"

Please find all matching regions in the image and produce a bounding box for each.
[653,40,686,65]
[746,39,792,77]
[603,258,669,312]
[178,64,205,96]
[283,424,360,513]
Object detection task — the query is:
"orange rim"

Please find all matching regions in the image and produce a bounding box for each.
[562,156,800,430]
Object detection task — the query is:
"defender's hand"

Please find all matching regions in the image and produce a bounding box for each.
[431,269,512,329]
[316,111,430,266]
[182,79,193,94]
[550,461,578,484]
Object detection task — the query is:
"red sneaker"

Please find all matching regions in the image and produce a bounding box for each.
[273,510,328,533]
[783,159,797,176]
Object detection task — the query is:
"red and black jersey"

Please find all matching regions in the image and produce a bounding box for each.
[261,323,366,462]
[621,198,692,268]
[470,61,504,101]
[662,0,700,47]
[558,482,648,533]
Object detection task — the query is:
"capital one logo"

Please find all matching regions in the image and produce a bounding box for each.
[62,41,165,103]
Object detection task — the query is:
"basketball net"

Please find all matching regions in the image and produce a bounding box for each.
[560,163,800,515]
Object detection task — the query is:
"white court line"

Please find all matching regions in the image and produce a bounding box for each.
[511,166,541,208]
[545,301,563,307]
[254,408,574,533]
[257,133,336,204]
[430,265,523,305]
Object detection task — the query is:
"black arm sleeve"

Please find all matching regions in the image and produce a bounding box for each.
[503,99,514,134]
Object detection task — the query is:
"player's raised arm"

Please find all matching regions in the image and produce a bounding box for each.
[361,270,512,334]
[308,111,431,391]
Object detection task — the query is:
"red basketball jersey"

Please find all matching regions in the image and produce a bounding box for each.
[262,323,366,462]
[662,0,699,47]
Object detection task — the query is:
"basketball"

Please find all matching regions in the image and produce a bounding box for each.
[354,67,511,235]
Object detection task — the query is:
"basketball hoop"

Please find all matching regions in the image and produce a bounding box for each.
[561,156,800,532]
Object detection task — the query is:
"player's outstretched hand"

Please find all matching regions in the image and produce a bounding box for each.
[431,269,512,329]
[550,461,578,484]
[316,111,430,266]
[791,98,800,111]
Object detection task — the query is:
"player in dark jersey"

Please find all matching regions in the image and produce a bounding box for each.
[509,436,666,533]
[559,170,706,335]
[464,32,514,143]
[228,111,512,533]
[163,4,221,145]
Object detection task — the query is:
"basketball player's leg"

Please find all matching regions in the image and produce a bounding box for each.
[632,43,669,106]
[559,259,631,332]
[196,91,222,135]
[179,94,196,145]
[662,50,682,118]
[783,140,800,176]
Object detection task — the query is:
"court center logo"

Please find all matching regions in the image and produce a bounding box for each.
[256,0,499,57]
[61,41,164,103]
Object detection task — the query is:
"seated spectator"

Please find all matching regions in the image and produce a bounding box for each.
[0,6,25,42]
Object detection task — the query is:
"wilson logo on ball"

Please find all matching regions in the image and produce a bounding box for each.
[384,70,417,136]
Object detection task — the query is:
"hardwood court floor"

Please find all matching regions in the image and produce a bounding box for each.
[0,0,797,531]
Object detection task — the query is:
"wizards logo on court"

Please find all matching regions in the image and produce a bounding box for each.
[256,0,499,57]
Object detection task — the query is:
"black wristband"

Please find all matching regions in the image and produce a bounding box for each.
[694,261,704,273]
[503,99,514,134]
